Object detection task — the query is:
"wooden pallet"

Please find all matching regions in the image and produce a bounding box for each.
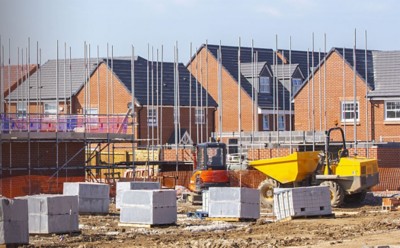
[29,230,82,236]
[118,222,176,228]
[0,244,29,248]
[280,213,335,221]
[205,217,257,222]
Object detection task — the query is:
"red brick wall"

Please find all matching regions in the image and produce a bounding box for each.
[189,48,291,133]
[162,148,194,162]
[370,100,400,142]
[294,51,373,142]
[136,106,215,146]
[247,148,292,160]
[1,141,85,197]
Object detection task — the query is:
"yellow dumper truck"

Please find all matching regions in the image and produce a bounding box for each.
[249,126,379,208]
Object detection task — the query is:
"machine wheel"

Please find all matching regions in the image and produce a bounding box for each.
[258,178,280,209]
[320,181,344,208]
[344,191,367,204]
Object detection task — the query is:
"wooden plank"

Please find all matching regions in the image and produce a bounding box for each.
[280,213,335,222]
[118,222,176,228]
[205,217,257,222]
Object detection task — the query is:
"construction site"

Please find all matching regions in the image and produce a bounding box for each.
[0,36,400,248]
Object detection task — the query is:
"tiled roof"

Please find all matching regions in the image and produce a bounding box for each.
[1,65,37,96]
[110,57,217,107]
[278,49,326,78]
[201,44,290,110]
[271,64,299,79]
[335,47,375,90]
[368,51,400,97]
[8,58,98,100]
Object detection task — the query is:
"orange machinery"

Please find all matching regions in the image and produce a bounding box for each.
[188,142,230,193]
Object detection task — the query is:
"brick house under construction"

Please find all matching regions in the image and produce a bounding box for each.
[293,48,400,191]
[294,48,400,143]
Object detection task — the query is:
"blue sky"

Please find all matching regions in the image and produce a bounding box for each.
[0,0,399,63]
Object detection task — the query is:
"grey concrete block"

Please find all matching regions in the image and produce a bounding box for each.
[63,182,110,199]
[0,198,29,244]
[116,181,160,209]
[209,202,260,219]
[202,190,210,213]
[0,198,28,222]
[63,183,109,214]
[28,214,79,234]
[121,190,176,208]
[119,190,177,225]
[209,187,260,204]
[208,187,260,219]
[120,206,177,225]
[77,197,109,214]
[20,194,78,215]
[274,186,332,220]
[18,195,79,234]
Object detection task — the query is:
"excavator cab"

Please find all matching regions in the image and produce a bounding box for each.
[188,142,230,193]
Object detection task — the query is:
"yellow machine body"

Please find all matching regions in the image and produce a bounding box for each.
[249,151,320,184]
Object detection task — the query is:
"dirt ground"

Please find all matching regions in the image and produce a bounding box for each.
[26,193,400,248]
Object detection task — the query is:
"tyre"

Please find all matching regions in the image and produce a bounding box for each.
[258,178,280,208]
[320,181,344,208]
[344,191,367,204]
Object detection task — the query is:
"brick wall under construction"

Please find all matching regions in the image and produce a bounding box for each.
[1,141,86,198]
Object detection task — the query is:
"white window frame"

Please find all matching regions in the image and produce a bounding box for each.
[84,107,99,126]
[341,101,359,122]
[385,100,400,121]
[292,78,302,93]
[44,102,58,116]
[195,108,205,124]
[17,101,27,118]
[278,115,285,131]
[262,114,269,130]
[259,76,270,93]
[147,107,158,127]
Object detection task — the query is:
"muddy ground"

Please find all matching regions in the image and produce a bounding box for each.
[27,193,400,248]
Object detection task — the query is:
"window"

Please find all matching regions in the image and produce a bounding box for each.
[44,102,58,116]
[341,101,359,122]
[259,76,270,93]
[147,107,158,127]
[385,101,400,120]
[195,108,205,124]
[206,147,224,167]
[84,108,98,126]
[278,115,285,131]
[84,108,98,115]
[262,114,269,130]
[17,102,27,118]
[292,78,303,94]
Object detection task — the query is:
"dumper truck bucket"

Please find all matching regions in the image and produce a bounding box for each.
[249,151,320,184]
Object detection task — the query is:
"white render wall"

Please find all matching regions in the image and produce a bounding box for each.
[63,182,110,214]
[116,181,160,209]
[0,198,29,245]
[274,186,332,220]
[208,187,260,219]
[21,194,79,234]
[120,190,177,225]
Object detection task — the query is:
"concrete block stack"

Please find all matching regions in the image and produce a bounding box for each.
[0,198,29,245]
[274,186,332,220]
[63,182,110,214]
[120,190,177,225]
[116,181,160,209]
[22,194,79,234]
[202,190,210,213]
[208,187,260,219]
